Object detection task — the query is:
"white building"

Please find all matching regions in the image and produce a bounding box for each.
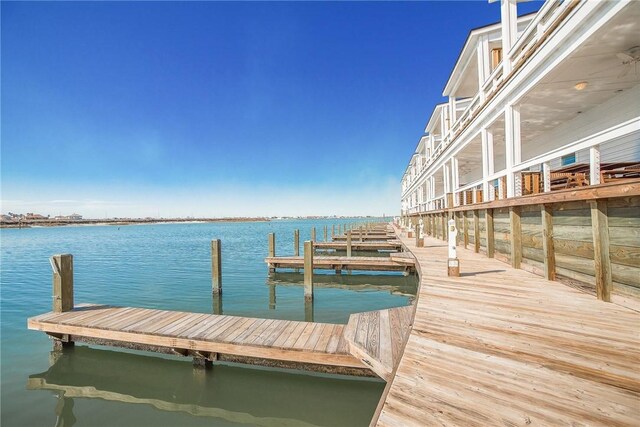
[401,0,640,217]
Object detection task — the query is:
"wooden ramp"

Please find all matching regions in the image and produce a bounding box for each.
[343,306,414,381]
[314,241,402,251]
[28,305,366,371]
[264,256,416,273]
[374,229,640,426]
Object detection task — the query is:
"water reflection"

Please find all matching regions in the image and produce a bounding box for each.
[28,346,384,427]
[266,272,418,298]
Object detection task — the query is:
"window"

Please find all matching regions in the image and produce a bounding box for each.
[561,153,576,166]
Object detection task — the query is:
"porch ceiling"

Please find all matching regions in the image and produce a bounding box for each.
[519,1,640,142]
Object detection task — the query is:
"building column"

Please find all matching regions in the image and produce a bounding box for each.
[449,97,457,130]
[477,34,491,101]
[481,128,495,201]
[590,145,601,185]
[443,164,451,207]
[500,0,518,74]
[504,104,522,198]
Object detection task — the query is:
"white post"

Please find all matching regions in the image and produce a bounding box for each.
[449,97,457,129]
[505,104,521,198]
[477,34,491,101]
[590,145,601,185]
[500,0,518,74]
[447,218,460,276]
[543,162,551,192]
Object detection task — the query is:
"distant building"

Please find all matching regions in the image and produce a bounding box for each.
[68,213,83,220]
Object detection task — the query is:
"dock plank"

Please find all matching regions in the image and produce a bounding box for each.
[374,226,640,426]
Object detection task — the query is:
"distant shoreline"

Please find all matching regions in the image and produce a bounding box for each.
[0,217,271,229]
[1,216,387,229]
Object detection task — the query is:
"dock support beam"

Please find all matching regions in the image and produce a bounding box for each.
[211,239,222,295]
[324,225,328,242]
[541,204,556,281]
[509,206,522,269]
[485,209,495,258]
[346,230,352,257]
[590,200,612,302]
[311,227,316,242]
[304,241,314,301]
[473,210,480,253]
[294,229,299,256]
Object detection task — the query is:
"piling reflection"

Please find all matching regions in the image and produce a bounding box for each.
[27,346,383,427]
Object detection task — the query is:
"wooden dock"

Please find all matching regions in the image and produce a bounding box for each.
[314,241,402,251]
[264,255,416,273]
[28,305,368,372]
[373,227,640,426]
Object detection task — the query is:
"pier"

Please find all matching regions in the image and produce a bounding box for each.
[264,255,415,273]
[28,245,416,379]
[313,241,402,252]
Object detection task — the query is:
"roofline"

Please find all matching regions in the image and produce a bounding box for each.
[442,12,537,96]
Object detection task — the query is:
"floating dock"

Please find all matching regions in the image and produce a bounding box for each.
[28,302,414,380]
[264,255,415,273]
[313,241,402,252]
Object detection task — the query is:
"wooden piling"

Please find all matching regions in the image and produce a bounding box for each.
[473,210,480,253]
[311,227,316,242]
[211,239,222,295]
[359,226,363,242]
[541,204,556,281]
[347,230,352,257]
[294,229,300,256]
[509,206,522,269]
[304,241,314,301]
[590,200,612,302]
[324,225,328,242]
[485,209,495,258]
[52,254,73,313]
[268,233,276,273]
[331,224,335,238]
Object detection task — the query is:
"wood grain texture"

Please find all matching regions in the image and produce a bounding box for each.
[375,226,639,427]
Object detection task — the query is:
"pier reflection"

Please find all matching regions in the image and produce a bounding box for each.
[27,346,384,427]
[266,272,418,298]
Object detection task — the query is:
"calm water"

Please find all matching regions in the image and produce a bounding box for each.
[1,219,416,426]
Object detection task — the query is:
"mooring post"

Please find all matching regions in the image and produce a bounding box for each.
[211,239,222,295]
[311,227,316,242]
[359,226,363,242]
[268,233,276,273]
[304,240,314,301]
[51,254,74,313]
[324,225,328,242]
[294,229,300,256]
[50,254,74,350]
[347,230,352,257]
[332,224,335,238]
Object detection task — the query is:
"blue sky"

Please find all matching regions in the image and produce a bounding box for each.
[1,1,541,218]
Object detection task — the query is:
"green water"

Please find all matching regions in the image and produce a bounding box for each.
[1,219,415,426]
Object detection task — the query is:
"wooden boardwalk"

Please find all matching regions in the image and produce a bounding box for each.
[264,255,415,273]
[374,227,640,426]
[28,305,365,370]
